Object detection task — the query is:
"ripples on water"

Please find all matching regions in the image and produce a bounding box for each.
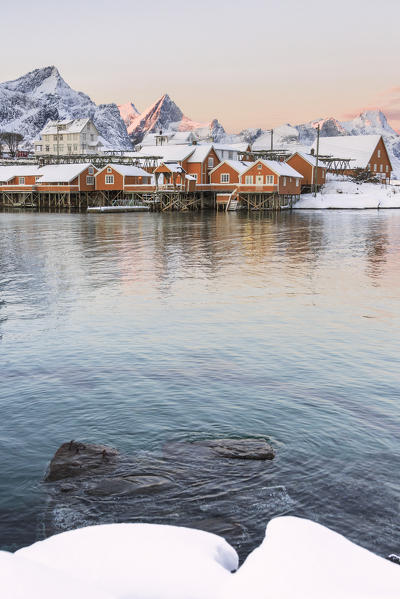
[0,210,399,558]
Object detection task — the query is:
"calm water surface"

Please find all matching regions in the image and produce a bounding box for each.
[0,209,399,557]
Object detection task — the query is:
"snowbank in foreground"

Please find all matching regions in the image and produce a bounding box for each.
[2,518,399,598]
[0,550,113,599]
[220,516,400,599]
[295,179,400,209]
[16,523,238,599]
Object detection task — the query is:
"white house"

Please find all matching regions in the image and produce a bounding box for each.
[34,118,103,156]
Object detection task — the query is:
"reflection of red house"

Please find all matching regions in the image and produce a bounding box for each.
[286,152,326,188]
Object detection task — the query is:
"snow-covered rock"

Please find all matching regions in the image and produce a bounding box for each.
[16,523,238,599]
[0,66,132,150]
[220,516,400,599]
[0,550,113,599]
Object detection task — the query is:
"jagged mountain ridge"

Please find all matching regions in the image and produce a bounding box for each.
[119,93,226,144]
[0,66,133,150]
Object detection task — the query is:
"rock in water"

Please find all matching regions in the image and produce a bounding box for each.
[194,439,275,460]
[45,441,118,482]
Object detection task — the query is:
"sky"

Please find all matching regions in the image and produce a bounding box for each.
[1,0,399,133]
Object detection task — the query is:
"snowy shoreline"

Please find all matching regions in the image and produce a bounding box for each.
[2,517,400,598]
[294,178,400,210]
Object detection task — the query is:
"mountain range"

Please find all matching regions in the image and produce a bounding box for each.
[0,66,399,174]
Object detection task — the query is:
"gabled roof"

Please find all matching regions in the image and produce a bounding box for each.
[241,160,303,178]
[0,165,42,182]
[287,152,321,168]
[310,135,382,168]
[209,160,252,175]
[135,145,195,164]
[36,163,94,183]
[155,161,185,174]
[40,118,97,136]
[95,164,152,178]
[187,144,215,163]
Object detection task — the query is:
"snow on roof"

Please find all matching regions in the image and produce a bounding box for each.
[0,165,42,182]
[97,164,152,178]
[213,160,252,174]
[159,161,185,173]
[136,145,195,163]
[36,163,93,183]
[41,119,95,136]
[168,131,196,145]
[310,135,382,168]
[213,143,250,152]
[187,144,214,163]
[245,160,303,178]
[288,151,321,167]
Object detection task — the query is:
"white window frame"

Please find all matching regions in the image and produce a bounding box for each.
[377,150,381,158]
[266,175,274,185]
[208,157,214,168]
[220,173,230,183]
[86,176,94,185]
[386,165,389,173]
[257,164,262,170]
[107,167,112,173]
[88,166,94,175]
[105,175,114,185]
[283,177,287,186]
[296,178,300,187]
[245,175,253,185]
[380,164,383,172]
[374,164,377,172]
[19,177,25,185]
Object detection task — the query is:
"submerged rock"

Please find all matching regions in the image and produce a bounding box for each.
[45,441,119,482]
[194,439,275,460]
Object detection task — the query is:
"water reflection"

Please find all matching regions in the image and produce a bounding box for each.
[0,209,400,556]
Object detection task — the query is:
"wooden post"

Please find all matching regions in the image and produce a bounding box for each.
[313,124,320,197]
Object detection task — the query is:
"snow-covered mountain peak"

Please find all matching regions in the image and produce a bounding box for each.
[341,109,398,137]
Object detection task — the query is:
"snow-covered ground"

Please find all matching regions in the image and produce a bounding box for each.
[295,177,400,209]
[1,518,399,598]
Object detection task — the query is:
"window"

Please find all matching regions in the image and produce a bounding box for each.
[257,164,262,170]
[283,177,287,186]
[67,145,72,153]
[377,150,381,158]
[73,145,78,151]
[228,151,233,160]
[88,166,94,175]
[245,175,253,184]
[368,164,371,171]
[59,135,63,141]
[208,157,214,168]
[82,134,86,141]
[86,176,94,185]
[296,178,300,187]
[90,134,95,141]
[59,146,64,153]
[380,164,383,172]
[374,164,377,171]
[220,173,230,183]
[266,175,274,185]
[45,145,50,152]
[386,165,389,172]
[105,175,114,184]
[107,167,112,173]
[19,177,25,185]
[53,145,57,152]
[53,135,57,141]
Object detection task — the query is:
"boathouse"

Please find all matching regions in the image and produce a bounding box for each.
[286,152,326,190]
[311,135,392,181]
[186,144,220,185]
[95,164,153,191]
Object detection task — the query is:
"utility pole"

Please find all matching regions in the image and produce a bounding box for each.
[313,124,320,197]
[56,122,60,162]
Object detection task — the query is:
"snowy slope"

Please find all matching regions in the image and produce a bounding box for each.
[0,66,133,150]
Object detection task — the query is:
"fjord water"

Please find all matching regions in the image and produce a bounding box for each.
[0,210,399,557]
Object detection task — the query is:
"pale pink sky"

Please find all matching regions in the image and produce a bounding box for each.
[1,0,399,132]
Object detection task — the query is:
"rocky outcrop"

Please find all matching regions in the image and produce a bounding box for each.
[193,439,275,460]
[45,441,118,482]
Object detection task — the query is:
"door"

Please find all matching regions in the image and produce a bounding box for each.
[256,175,263,187]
